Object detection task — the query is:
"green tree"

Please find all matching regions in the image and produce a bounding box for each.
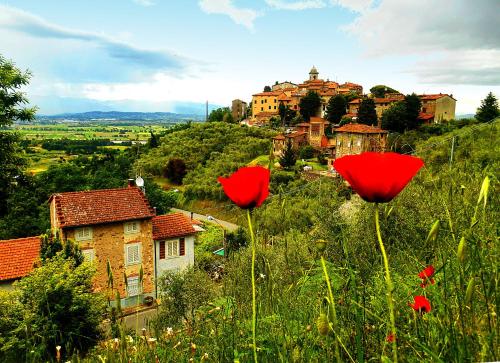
[381,101,407,132]
[208,107,231,122]
[299,91,321,121]
[0,255,106,361]
[279,103,296,126]
[299,145,315,159]
[269,116,281,129]
[370,85,399,98]
[0,56,37,215]
[325,95,347,123]
[164,158,187,184]
[148,131,159,148]
[222,112,234,124]
[279,139,297,169]
[263,85,272,92]
[404,93,422,130]
[357,98,378,126]
[475,92,499,122]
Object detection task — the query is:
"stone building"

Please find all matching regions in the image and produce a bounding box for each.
[272,131,308,156]
[231,99,247,121]
[330,123,388,170]
[419,94,456,122]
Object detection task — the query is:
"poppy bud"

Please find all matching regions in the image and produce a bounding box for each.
[316,313,331,336]
[292,347,301,362]
[465,278,475,305]
[457,237,466,263]
[425,220,440,244]
[315,239,327,252]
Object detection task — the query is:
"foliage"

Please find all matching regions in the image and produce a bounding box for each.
[194,224,225,273]
[226,227,249,255]
[299,91,321,121]
[278,103,297,126]
[154,267,216,330]
[263,85,271,92]
[299,145,315,159]
[0,255,105,362]
[164,158,187,185]
[370,85,399,98]
[339,115,352,126]
[382,94,422,132]
[279,139,297,169]
[269,116,281,129]
[324,95,347,124]
[357,97,378,125]
[0,56,37,215]
[208,107,231,123]
[475,92,499,122]
[40,231,84,266]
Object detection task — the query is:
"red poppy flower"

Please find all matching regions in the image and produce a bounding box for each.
[409,295,431,314]
[386,333,395,343]
[218,166,270,209]
[418,265,435,288]
[333,152,424,203]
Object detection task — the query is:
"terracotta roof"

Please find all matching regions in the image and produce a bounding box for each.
[418,112,435,120]
[152,213,197,240]
[0,236,41,281]
[348,98,362,104]
[50,187,155,228]
[341,82,362,88]
[287,131,307,138]
[419,93,455,101]
[335,123,388,134]
[310,117,330,124]
[277,93,291,101]
[252,91,281,97]
[296,122,311,127]
[374,97,403,104]
[273,134,286,140]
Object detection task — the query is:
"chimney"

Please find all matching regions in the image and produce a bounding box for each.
[128,178,135,187]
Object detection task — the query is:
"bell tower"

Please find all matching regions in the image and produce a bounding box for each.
[309,66,319,81]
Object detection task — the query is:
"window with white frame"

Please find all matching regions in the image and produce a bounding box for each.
[82,248,95,263]
[166,240,179,257]
[124,221,140,234]
[125,243,141,265]
[75,227,92,241]
[127,276,141,297]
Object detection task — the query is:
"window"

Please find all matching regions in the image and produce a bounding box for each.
[75,227,92,241]
[261,100,263,104]
[82,249,95,263]
[127,276,141,297]
[274,106,276,110]
[126,243,141,265]
[268,106,271,110]
[261,107,263,111]
[124,221,140,234]
[159,238,185,259]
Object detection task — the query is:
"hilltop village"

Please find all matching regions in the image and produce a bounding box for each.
[231,67,457,170]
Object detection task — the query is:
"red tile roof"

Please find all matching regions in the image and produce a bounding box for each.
[287,131,307,138]
[273,134,286,140]
[310,117,330,124]
[252,91,281,97]
[335,123,388,134]
[0,236,41,281]
[348,98,362,104]
[50,187,155,228]
[374,97,403,104]
[419,93,452,100]
[418,112,435,120]
[296,122,311,127]
[152,213,197,240]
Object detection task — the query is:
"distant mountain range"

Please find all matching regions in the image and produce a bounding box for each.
[37,111,207,122]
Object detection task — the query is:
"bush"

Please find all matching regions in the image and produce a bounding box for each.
[299,145,315,159]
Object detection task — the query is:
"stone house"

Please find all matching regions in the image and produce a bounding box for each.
[419,94,456,122]
[231,99,247,121]
[48,185,197,306]
[272,131,308,156]
[329,123,388,170]
[0,236,41,290]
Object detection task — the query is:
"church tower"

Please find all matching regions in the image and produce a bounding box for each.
[309,66,319,81]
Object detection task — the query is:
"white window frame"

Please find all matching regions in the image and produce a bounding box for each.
[166,240,179,258]
[75,227,92,241]
[82,248,95,263]
[125,243,142,265]
[124,221,140,235]
[127,276,141,297]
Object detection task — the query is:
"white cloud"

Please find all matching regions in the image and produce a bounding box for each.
[344,0,500,86]
[198,0,259,30]
[265,0,326,10]
[133,0,155,6]
[330,0,373,13]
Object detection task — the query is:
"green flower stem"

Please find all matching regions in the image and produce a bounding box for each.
[375,203,398,363]
[320,255,341,363]
[247,209,258,363]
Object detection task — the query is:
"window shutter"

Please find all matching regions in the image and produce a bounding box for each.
[179,237,185,256]
[159,241,165,259]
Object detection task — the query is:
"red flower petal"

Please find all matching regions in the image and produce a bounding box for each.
[386,333,395,343]
[410,295,431,314]
[218,166,270,209]
[418,265,435,280]
[334,152,424,203]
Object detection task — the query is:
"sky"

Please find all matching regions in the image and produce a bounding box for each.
[0,0,499,115]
